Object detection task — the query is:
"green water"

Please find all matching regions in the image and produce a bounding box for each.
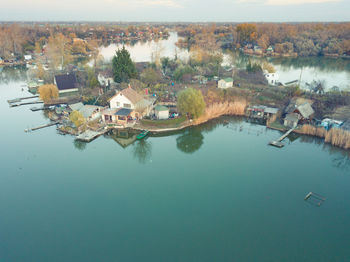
[1,68,350,262]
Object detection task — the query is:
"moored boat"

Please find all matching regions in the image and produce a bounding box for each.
[136,130,149,140]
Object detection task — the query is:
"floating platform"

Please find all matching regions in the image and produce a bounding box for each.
[269,141,284,148]
[304,192,326,206]
[75,129,107,142]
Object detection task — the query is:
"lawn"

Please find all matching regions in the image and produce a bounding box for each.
[140,116,187,128]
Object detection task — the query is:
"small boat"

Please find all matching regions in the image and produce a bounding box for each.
[136,130,149,140]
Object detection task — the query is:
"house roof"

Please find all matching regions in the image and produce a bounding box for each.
[264,107,279,114]
[69,102,84,111]
[296,103,314,119]
[80,105,102,119]
[102,108,118,115]
[55,73,77,91]
[110,87,144,105]
[221,78,233,83]
[285,113,299,122]
[115,108,133,116]
[154,105,169,112]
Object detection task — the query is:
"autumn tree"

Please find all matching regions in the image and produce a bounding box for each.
[46,33,72,70]
[177,88,206,119]
[257,34,270,50]
[236,23,257,45]
[262,62,276,73]
[69,110,86,128]
[38,84,59,103]
[112,46,137,83]
[141,68,161,87]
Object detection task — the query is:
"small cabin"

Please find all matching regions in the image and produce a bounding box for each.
[154,105,169,120]
[218,78,233,89]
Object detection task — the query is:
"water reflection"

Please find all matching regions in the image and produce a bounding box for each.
[298,133,350,170]
[74,140,87,151]
[176,127,204,154]
[132,139,152,164]
[0,66,27,84]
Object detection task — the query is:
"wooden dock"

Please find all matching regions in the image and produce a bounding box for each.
[7,95,39,104]
[269,127,296,148]
[24,121,59,132]
[75,129,108,142]
[10,101,43,107]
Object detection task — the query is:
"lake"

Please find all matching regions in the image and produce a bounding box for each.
[99,32,350,91]
[1,67,350,262]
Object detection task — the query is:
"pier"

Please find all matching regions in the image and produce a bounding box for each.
[24,121,59,132]
[7,95,39,104]
[269,127,296,148]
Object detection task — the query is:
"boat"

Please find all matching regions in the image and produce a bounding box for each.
[136,130,149,140]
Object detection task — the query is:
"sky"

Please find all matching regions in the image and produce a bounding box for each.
[0,0,349,22]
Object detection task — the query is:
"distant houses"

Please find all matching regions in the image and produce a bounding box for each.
[218,78,233,89]
[54,73,79,93]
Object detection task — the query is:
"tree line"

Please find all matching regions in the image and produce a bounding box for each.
[176,22,350,57]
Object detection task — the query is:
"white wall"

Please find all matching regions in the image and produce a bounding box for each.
[218,80,233,89]
[110,93,135,109]
[156,110,169,120]
[265,73,279,85]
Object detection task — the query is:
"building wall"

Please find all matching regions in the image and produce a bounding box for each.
[265,73,279,85]
[156,110,169,120]
[218,80,233,89]
[58,88,79,94]
[110,94,135,109]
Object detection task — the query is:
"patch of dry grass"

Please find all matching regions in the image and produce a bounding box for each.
[299,124,350,150]
[195,101,247,125]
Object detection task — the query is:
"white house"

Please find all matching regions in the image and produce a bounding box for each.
[109,87,154,118]
[154,105,169,120]
[218,78,233,89]
[264,71,279,86]
[98,73,114,87]
[24,55,32,61]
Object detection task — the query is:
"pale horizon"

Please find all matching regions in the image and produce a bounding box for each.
[0,0,349,22]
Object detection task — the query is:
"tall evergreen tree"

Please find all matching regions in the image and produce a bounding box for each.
[112,46,137,83]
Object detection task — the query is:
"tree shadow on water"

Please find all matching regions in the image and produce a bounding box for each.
[132,139,152,164]
[176,127,204,154]
[73,139,87,151]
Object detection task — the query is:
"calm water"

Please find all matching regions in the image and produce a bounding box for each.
[1,68,350,261]
[99,32,189,63]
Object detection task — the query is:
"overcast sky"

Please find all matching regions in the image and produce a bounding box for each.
[0,0,349,22]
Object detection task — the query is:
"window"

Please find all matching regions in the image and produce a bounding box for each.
[124,103,131,108]
[116,102,120,107]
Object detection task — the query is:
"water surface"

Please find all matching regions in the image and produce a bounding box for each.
[1,68,350,261]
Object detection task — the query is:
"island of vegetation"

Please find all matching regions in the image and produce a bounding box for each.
[2,22,350,150]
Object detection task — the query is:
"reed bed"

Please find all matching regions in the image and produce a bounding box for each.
[298,124,350,150]
[195,101,247,125]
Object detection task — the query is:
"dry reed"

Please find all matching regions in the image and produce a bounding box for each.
[299,124,350,150]
[195,101,247,125]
